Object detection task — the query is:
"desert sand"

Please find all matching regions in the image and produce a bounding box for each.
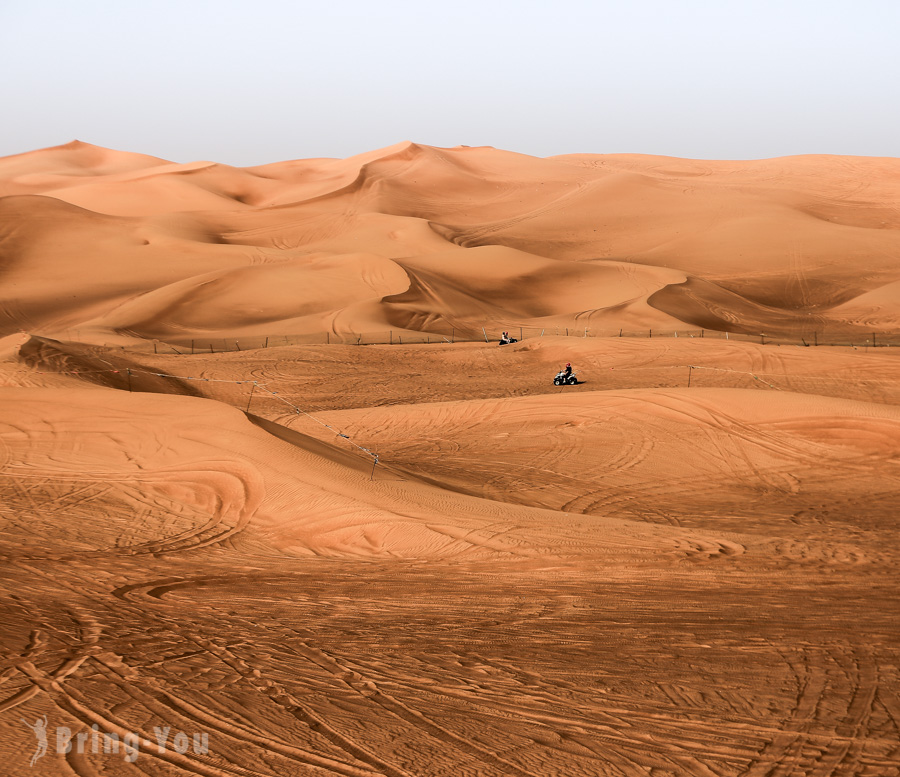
[0,141,899,776]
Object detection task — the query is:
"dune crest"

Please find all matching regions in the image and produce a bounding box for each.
[2,141,899,343]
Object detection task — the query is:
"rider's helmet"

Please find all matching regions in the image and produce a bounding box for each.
[566,362,571,367]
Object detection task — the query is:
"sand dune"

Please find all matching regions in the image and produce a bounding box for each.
[2,142,900,776]
[0,195,259,338]
[0,384,744,566]
[0,140,169,195]
[3,334,900,775]
[2,141,900,342]
[307,387,900,552]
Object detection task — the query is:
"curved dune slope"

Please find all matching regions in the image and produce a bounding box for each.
[307,387,900,553]
[2,142,900,342]
[0,387,715,562]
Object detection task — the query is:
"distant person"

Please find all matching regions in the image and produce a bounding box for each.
[563,362,573,379]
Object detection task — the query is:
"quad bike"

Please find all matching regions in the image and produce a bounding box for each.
[499,337,518,345]
[553,370,578,386]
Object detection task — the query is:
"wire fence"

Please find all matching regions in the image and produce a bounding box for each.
[13,357,900,474]
[108,326,900,355]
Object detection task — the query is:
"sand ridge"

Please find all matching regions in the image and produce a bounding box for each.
[3,142,900,342]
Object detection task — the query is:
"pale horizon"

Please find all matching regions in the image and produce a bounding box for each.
[2,0,898,166]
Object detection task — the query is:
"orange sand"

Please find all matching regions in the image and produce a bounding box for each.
[1,143,899,776]
[2,141,900,344]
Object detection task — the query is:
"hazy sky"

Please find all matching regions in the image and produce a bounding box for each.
[2,0,897,165]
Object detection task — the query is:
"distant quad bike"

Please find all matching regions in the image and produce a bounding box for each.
[498,335,518,345]
[553,370,578,386]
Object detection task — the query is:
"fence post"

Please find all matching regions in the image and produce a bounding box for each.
[265,337,269,348]
[520,327,523,341]
[191,339,195,354]
[390,330,393,345]
[245,382,256,413]
[209,343,214,353]
[482,327,488,343]
[688,365,692,387]
[153,342,157,354]
[619,329,622,337]
[451,327,455,343]
[649,329,652,338]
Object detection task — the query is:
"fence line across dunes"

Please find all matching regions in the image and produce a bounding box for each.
[110,327,900,355]
[16,354,900,421]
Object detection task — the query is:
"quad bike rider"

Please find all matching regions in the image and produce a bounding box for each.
[553,363,577,385]
[499,331,518,345]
